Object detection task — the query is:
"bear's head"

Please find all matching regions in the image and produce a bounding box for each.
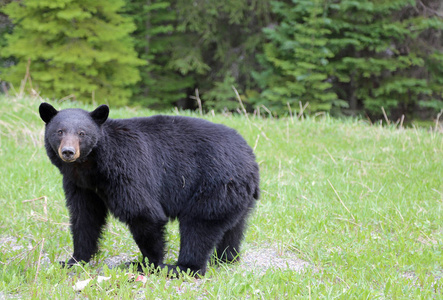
[39,103,109,163]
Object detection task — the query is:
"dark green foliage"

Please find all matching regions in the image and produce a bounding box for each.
[126,0,195,109]
[1,0,144,105]
[125,0,271,111]
[255,0,443,118]
[0,0,13,85]
[412,1,443,114]
[422,51,443,112]
[170,0,271,110]
[0,1,13,50]
[325,0,443,119]
[0,0,442,118]
[253,0,341,114]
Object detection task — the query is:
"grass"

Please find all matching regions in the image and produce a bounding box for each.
[0,95,442,299]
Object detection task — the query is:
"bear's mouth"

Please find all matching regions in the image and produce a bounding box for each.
[61,157,77,163]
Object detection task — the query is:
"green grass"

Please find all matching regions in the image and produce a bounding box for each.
[1,95,442,299]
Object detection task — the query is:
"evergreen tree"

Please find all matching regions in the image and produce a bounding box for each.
[173,0,271,110]
[256,0,443,118]
[127,0,271,111]
[0,0,13,51]
[407,0,443,115]
[0,0,13,88]
[1,0,144,105]
[253,0,341,114]
[325,0,441,118]
[126,0,195,108]
[2,0,441,116]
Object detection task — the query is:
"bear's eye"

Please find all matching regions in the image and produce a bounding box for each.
[57,130,63,135]
[78,131,85,137]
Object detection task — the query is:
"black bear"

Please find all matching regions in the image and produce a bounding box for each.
[39,102,259,276]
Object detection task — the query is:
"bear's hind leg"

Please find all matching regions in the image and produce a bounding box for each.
[215,216,246,264]
[170,219,226,276]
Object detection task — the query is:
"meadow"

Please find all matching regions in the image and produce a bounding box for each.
[0,95,442,299]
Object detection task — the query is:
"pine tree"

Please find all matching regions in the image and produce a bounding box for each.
[128,0,271,111]
[0,1,13,47]
[406,0,443,115]
[1,0,144,105]
[253,0,340,114]
[325,0,439,118]
[255,0,443,118]
[173,0,271,110]
[126,0,196,108]
[0,0,13,81]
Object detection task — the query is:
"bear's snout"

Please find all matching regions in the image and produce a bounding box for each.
[61,147,76,161]
[58,137,80,162]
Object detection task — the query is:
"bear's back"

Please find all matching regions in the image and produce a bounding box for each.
[105,115,251,156]
[100,115,259,216]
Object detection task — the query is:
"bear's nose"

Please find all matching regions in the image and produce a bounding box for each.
[61,147,76,160]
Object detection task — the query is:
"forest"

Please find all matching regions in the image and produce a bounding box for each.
[0,0,442,120]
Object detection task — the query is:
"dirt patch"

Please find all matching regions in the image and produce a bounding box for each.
[2,236,309,276]
[401,270,442,290]
[0,235,51,269]
[238,246,310,275]
[97,244,310,276]
[0,236,27,253]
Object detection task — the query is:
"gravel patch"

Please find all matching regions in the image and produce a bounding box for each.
[97,245,310,276]
[0,235,52,269]
[401,270,442,290]
[238,246,310,275]
[102,254,133,268]
[0,236,27,253]
[2,236,309,298]
[2,235,309,276]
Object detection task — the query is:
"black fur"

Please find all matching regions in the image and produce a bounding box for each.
[39,103,260,276]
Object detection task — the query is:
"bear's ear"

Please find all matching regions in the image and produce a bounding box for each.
[90,104,109,125]
[39,102,58,124]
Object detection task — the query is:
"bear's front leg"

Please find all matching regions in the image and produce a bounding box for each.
[63,183,108,267]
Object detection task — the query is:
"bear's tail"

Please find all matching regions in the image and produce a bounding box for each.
[253,186,260,200]
[252,166,260,200]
